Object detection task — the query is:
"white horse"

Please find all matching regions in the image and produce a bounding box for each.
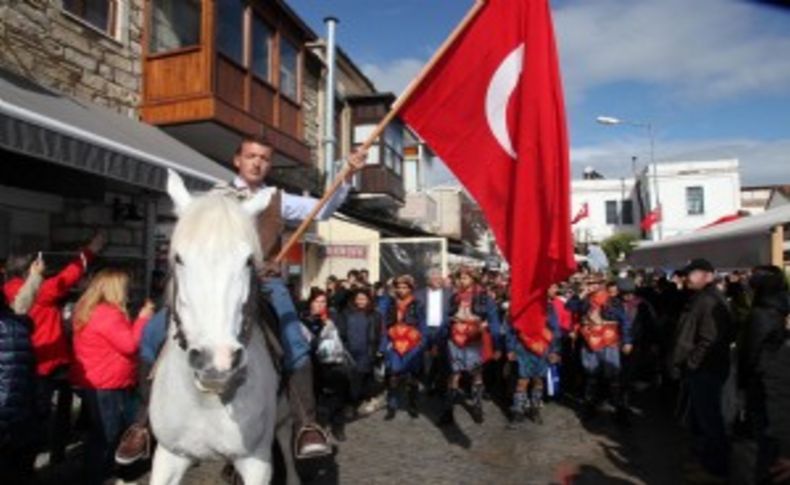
[149,170,282,485]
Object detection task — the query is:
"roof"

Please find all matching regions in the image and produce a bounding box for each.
[630,204,790,268]
[0,67,232,191]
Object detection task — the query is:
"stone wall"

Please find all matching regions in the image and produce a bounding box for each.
[0,0,144,118]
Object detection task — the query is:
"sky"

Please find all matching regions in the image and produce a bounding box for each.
[288,0,790,187]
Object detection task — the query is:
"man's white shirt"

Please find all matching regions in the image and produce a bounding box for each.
[427,287,444,328]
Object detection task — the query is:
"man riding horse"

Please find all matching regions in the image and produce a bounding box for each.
[118,135,366,468]
[216,135,367,458]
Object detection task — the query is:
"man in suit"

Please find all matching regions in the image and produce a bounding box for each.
[415,268,452,395]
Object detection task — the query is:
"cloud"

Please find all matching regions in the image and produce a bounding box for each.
[361,58,425,94]
[570,137,790,185]
[553,0,790,103]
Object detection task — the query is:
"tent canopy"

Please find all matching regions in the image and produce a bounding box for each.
[629,204,790,270]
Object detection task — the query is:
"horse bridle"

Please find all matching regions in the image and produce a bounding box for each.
[168,256,259,351]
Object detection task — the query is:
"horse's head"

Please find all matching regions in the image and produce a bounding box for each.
[166,170,274,394]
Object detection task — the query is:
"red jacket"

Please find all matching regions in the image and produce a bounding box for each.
[3,250,93,376]
[70,303,150,390]
[551,296,573,334]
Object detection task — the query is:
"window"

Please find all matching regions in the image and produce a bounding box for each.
[686,186,705,215]
[217,0,244,64]
[279,37,299,100]
[621,200,634,225]
[149,0,201,54]
[63,0,116,35]
[251,16,272,81]
[605,200,618,225]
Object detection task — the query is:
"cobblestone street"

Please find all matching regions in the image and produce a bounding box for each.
[125,388,687,485]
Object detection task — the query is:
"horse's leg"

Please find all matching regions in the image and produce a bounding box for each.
[234,453,273,485]
[150,446,192,485]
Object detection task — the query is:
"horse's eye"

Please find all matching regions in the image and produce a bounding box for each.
[246,256,254,268]
[175,254,184,266]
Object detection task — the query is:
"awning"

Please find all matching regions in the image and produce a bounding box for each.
[630,204,790,269]
[0,68,233,191]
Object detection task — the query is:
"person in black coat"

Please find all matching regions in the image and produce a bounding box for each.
[738,265,790,483]
[0,293,38,485]
[671,259,734,481]
[335,288,383,408]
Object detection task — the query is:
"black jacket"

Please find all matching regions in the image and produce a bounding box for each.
[762,332,790,457]
[336,308,382,364]
[0,307,36,445]
[672,284,734,377]
[739,292,789,388]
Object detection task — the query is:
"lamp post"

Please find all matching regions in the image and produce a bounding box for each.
[596,116,662,240]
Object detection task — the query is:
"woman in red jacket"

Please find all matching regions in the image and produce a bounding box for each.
[70,268,153,485]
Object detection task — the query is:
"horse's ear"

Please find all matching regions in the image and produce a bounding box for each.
[241,187,276,217]
[167,169,192,214]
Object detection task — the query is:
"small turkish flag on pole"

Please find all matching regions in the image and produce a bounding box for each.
[571,203,589,225]
[400,0,575,350]
[640,205,662,231]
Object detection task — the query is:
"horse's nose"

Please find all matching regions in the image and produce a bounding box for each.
[213,345,245,373]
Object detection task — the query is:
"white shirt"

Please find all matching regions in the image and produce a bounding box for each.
[232,176,352,224]
[426,288,444,328]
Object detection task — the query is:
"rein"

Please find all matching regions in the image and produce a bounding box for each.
[168,264,260,351]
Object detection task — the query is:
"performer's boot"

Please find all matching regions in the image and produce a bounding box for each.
[406,378,419,418]
[289,362,330,459]
[438,388,457,425]
[510,391,527,423]
[611,380,630,426]
[385,376,400,420]
[530,385,544,425]
[471,383,485,424]
[582,376,598,421]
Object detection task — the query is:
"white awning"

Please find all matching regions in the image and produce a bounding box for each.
[629,204,790,269]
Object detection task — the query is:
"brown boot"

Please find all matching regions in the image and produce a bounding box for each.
[289,362,331,459]
[114,423,150,465]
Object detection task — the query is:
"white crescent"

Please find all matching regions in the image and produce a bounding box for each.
[485,43,524,160]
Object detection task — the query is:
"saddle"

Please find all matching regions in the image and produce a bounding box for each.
[388,323,422,357]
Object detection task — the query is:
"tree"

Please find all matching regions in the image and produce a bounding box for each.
[601,233,639,265]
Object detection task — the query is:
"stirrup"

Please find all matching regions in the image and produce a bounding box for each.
[294,424,332,460]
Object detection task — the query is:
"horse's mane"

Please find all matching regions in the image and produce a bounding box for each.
[169,194,263,264]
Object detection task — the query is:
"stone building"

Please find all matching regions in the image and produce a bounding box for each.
[0,0,144,117]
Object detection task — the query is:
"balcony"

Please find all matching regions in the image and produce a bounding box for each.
[140,0,314,169]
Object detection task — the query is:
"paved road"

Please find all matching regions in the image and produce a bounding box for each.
[35,386,697,484]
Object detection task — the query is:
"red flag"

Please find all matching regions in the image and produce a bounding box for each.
[640,205,662,231]
[400,0,575,348]
[571,202,589,225]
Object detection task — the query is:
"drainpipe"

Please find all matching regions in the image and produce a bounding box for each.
[323,17,339,189]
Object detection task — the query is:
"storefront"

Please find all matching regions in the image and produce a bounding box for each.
[0,67,233,304]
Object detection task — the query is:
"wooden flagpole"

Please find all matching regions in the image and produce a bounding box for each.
[275,0,487,264]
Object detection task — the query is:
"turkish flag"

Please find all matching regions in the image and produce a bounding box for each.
[400,0,575,348]
[571,202,589,225]
[640,205,662,231]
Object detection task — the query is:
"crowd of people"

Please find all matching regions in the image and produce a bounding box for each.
[0,133,788,485]
[2,239,790,484]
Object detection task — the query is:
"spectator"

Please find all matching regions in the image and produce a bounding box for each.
[70,269,154,485]
[2,233,106,462]
[738,265,789,483]
[301,290,349,440]
[336,288,383,412]
[671,259,733,482]
[0,292,38,485]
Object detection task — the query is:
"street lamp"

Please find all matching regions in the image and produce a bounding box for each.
[595,115,662,240]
